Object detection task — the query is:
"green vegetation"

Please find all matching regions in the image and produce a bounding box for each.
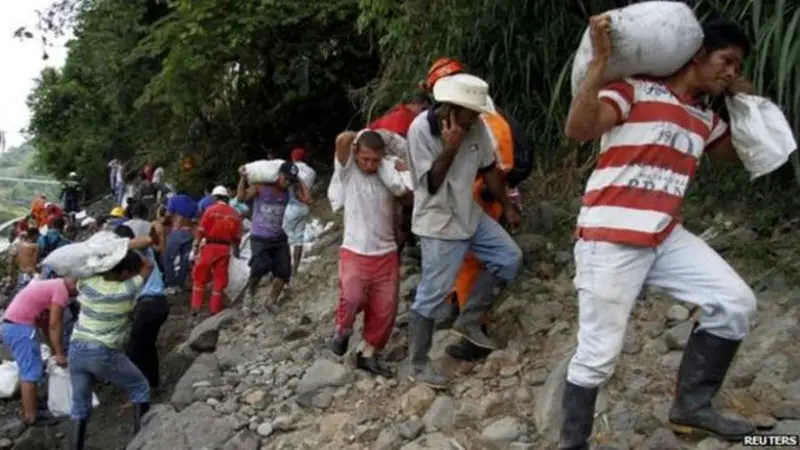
[0,144,58,223]
[18,0,800,227]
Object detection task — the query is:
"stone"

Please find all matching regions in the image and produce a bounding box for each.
[666,305,690,322]
[422,396,457,431]
[534,353,570,440]
[0,439,11,450]
[127,403,238,450]
[399,432,461,450]
[694,437,729,450]
[256,422,273,437]
[221,430,260,450]
[398,420,425,440]
[319,412,354,440]
[296,359,353,395]
[525,368,548,386]
[664,321,694,350]
[752,414,777,429]
[773,402,800,419]
[187,309,237,352]
[374,427,402,450]
[641,428,682,450]
[171,353,222,410]
[481,416,527,444]
[243,389,266,406]
[399,385,437,416]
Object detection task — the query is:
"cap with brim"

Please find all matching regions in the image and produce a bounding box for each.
[432,73,496,115]
[279,161,299,182]
[211,185,229,197]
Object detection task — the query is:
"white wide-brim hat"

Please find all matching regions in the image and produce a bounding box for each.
[432,73,496,115]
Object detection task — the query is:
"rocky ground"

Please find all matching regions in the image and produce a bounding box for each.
[1,197,800,450]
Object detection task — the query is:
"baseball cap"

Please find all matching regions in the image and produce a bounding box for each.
[211,185,229,197]
[279,161,299,182]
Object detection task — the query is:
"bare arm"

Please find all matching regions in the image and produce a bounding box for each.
[128,236,153,250]
[236,174,258,202]
[48,303,65,359]
[426,147,459,195]
[564,61,620,142]
[294,180,312,205]
[482,165,509,211]
[705,136,742,164]
[335,131,357,166]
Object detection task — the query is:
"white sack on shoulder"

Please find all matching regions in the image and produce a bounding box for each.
[380,156,414,196]
[571,1,703,96]
[42,231,129,279]
[295,161,316,189]
[244,159,285,184]
[725,93,798,179]
[47,361,99,417]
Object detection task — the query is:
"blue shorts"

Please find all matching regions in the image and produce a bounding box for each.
[0,322,43,382]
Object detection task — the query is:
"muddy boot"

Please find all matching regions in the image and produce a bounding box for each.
[68,419,87,450]
[446,324,493,361]
[560,381,598,450]
[668,327,754,440]
[329,333,350,357]
[133,402,150,434]
[408,311,447,389]
[451,271,499,350]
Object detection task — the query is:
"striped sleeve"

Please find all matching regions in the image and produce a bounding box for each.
[598,80,635,122]
[706,114,730,148]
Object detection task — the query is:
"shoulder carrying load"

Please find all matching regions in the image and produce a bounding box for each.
[244,159,285,184]
[570,1,703,96]
[41,230,129,279]
[725,94,798,180]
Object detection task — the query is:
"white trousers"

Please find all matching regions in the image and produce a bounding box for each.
[567,224,757,388]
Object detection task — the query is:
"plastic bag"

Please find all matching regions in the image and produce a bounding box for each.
[0,361,20,399]
[571,1,703,96]
[244,159,285,184]
[328,158,345,213]
[224,256,250,303]
[46,360,100,417]
[725,93,798,179]
[42,231,129,279]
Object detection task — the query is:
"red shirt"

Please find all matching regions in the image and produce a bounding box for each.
[46,205,64,225]
[197,202,243,245]
[368,104,417,137]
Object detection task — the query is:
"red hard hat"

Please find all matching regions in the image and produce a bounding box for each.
[423,58,465,92]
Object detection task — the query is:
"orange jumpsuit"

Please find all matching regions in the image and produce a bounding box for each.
[449,113,515,322]
[191,201,243,315]
[31,197,47,229]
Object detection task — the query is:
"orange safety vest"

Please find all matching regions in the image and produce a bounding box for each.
[472,113,515,217]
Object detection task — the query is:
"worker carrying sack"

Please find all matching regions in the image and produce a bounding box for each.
[571,1,703,96]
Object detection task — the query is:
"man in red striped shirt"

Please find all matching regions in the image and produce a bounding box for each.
[560,16,759,449]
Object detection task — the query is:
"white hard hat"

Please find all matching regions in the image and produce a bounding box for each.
[211,185,229,197]
[68,171,77,178]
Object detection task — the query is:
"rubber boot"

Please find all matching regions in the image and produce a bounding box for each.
[133,402,150,434]
[451,270,500,350]
[668,327,755,440]
[446,324,493,361]
[68,419,87,450]
[560,381,598,450]
[408,310,448,389]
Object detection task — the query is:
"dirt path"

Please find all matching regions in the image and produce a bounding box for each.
[0,292,194,450]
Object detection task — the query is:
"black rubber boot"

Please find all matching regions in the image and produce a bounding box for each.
[446,324,493,361]
[668,327,755,440]
[67,419,87,450]
[133,402,150,434]
[560,381,598,450]
[408,311,448,389]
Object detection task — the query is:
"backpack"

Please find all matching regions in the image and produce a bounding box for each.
[499,109,534,188]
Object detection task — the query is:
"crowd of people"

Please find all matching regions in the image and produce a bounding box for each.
[0,13,770,450]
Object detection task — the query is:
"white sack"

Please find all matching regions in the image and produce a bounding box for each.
[0,361,20,399]
[42,231,129,279]
[570,1,703,96]
[46,361,99,417]
[725,93,798,179]
[295,161,317,189]
[224,256,250,303]
[327,158,345,213]
[244,159,285,184]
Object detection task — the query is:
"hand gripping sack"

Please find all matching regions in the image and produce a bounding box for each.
[42,231,129,279]
[725,94,798,179]
[46,360,99,417]
[244,159,285,184]
[570,1,703,96]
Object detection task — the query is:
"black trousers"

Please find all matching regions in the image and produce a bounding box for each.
[126,296,170,388]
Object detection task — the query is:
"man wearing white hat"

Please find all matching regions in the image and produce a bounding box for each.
[404,73,523,388]
[190,185,243,316]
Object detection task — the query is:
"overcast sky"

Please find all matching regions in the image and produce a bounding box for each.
[0,1,69,149]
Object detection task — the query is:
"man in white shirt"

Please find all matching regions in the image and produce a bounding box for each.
[327,130,410,378]
[405,74,523,389]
